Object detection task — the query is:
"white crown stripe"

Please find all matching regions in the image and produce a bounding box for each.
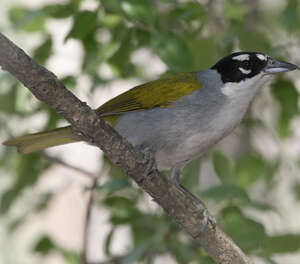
[232,54,250,61]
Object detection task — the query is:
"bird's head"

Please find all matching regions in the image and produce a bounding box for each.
[212,51,298,83]
[211,51,298,96]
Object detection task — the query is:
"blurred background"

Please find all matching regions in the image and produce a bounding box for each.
[1,0,300,263]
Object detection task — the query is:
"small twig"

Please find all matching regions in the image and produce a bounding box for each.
[82,177,100,264]
[40,152,98,180]
[40,150,102,264]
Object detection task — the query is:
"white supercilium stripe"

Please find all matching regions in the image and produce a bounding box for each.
[232,54,250,61]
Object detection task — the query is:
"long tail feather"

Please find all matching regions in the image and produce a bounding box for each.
[3,126,79,154]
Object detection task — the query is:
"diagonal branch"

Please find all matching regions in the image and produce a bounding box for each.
[0,32,251,264]
[40,151,98,180]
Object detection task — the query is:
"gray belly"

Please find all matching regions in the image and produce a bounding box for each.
[114,100,247,170]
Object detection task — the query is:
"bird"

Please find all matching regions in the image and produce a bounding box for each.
[3,51,298,207]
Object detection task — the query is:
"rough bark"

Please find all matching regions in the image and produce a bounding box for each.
[0,32,251,264]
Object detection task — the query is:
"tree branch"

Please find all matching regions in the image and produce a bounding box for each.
[0,32,251,264]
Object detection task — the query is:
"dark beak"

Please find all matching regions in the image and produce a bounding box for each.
[264,58,299,74]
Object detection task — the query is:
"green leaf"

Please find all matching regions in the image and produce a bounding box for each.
[120,0,156,24]
[212,151,234,183]
[43,3,78,18]
[61,75,77,90]
[280,0,300,32]
[66,11,98,41]
[131,214,167,245]
[262,234,300,255]
[104,228,114,256]
[122,244,147,264]
[159,0,177,2]
[41,106,61,130]
[187,37,216,69]
[224,0,246,22]
[170,2,206,23]
[81,32,103,75]
[135,28,151,47]
[271,78,299,137]
[238,30,271,53]
[100,0,123,13]
[109,31,133,75]
[0,154,49,214]
[0,83,17,114]
[34,192,53,212]
[169,238,201,263]
[9,7,46,32]
[248,201,273,211]
[152,31,192,71]
[199,256,216,264]
[97,178,131,194]
[235,153,265,188]
[103,156,126,179]
[198,184,251,204]
[8,215,27,232]
[101,14,123,28]
[146,255,155,264]
[60,249,80,264]
[33,235,56,256]
[182,157,201,192]
[292,181,300,201]
[220,206,266,252]
[104,196,136,209]
[199,183,272,211]
[33,37,52,65]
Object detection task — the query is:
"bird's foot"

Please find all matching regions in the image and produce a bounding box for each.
[197,207,217,235]
[136,145,157,184]
[168,167,217,235]
[177,183,217,235]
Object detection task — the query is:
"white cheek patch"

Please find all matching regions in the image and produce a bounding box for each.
[232,54,250,61]
[239,67,251,74]
[256,54,267,61]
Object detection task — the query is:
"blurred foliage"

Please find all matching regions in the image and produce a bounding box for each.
[271,78,299,137]
[1,0,300,263]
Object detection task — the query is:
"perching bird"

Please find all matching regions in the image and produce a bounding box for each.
[3,51,298,202]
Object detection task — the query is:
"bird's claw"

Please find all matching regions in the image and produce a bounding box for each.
[136,146,156,183]
[197,208,217,236]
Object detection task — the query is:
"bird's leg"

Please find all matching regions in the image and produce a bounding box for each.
[169,167,199,201]
[168,167,216,234]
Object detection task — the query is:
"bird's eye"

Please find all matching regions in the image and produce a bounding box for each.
[241,61,250,68]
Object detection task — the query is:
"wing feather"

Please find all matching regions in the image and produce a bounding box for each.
[97,72,201,117]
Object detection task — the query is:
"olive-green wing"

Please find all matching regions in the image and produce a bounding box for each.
[97,72,201,117]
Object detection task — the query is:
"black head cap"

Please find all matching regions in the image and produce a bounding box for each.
[211,52,269,83]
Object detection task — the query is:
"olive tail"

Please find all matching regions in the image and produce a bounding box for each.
[3,126,80,154]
